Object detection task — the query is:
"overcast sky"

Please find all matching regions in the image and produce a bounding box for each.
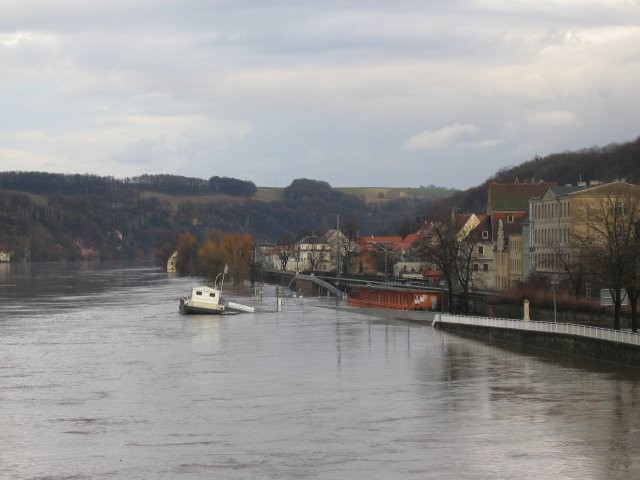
[1,1,639,189]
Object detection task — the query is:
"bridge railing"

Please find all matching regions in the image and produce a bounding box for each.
[433,314,640,346]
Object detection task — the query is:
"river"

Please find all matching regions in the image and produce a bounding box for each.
[1,262,639,479]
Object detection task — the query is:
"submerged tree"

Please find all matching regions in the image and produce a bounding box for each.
[176,232,198,275]
[197,239,224,282]
[220,232,254,286]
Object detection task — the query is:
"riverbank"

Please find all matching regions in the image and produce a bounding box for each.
[328,300,640,368]
[434,314,640,368]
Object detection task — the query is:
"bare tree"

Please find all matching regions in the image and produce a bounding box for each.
[551,244,587,296]
[417,221,457,313]
[276,243,294,270]
[417,211,480,314]
[302,236,329,272]
[573,183,640,330]
[455,235,481,314]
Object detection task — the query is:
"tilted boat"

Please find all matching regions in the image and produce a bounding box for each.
[179,285,227,314]
[179,268,255,315]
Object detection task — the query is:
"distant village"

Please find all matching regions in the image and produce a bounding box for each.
[257,179,640,297]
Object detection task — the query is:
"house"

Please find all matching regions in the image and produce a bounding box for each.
[486,181,551,287]
[256,243,294,271]
[166,251,178,272]
[295,235,332,272]
[492,211,528,289]
[486,180,551,215]
[0,245,13,263]
[325,228,360,273]
[472,214,494,289]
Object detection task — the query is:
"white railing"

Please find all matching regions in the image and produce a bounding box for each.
[433,314,640,346]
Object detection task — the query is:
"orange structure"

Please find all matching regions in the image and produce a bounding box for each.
[347,285,441,311]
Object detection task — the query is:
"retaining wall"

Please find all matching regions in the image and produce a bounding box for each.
[436,321,640,368]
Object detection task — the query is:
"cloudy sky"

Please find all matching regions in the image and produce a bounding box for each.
[1,1,639,189]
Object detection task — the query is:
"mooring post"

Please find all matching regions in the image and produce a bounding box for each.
[523,298,530,321]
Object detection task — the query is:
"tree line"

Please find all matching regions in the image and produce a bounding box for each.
[172,231,254,286]
[0,172,256,197]
[0,175,435,262]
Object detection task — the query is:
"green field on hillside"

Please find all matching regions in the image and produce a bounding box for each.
[335,186,456,202]
[141,185,454,206]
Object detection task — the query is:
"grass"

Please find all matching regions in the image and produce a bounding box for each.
[139,185,453,206]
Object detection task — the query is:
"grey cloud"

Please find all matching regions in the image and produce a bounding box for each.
[1,1,639,188]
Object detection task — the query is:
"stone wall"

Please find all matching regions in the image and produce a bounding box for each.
[437,322,640,368]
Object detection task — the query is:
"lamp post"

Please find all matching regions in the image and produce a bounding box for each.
[551,275,558,322]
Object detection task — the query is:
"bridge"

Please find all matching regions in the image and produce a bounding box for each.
[287,273,346,299]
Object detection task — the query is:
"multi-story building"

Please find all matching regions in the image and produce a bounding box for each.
[486,181,551,287]
[528,180,640,281]
[529,184,584,276]
[492,211,528,288]
[295,235,332,272]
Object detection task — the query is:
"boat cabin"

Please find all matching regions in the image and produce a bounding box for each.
[193,286,219,302]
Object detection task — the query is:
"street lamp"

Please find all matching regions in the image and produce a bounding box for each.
[551,274,559,322]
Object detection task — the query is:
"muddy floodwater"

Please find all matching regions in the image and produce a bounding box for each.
[1,262,640,479]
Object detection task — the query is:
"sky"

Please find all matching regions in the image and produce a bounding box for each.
[1,1,639,189]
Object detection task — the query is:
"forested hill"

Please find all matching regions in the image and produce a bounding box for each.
[0,173,446,262]
[0,172,258,197]
[447,136,640,213]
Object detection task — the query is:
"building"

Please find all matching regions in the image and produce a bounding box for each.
[166,251,178,272]
[492,212,527,289]
[486,181,551,286]
[359,235,406,276]
[0,245,13,263]
[295,235,332,272]
[529,180,640,281]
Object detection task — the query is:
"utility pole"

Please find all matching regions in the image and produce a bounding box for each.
[336,214,340,306]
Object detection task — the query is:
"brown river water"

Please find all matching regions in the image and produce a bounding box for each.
[1,262,639,479]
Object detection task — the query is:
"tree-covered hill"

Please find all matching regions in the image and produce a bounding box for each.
[0,172,445,262]
[387,135,640,235]
[445,136,640,214]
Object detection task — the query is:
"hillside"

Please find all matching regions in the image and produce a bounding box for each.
[444,136,640,214]
[384,136,640,236]
[0,173,447,262]
[3,135,638,263]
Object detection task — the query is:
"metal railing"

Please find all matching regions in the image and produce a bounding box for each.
[433,313,640,346]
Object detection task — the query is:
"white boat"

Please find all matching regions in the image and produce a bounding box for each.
[179,269,255,315]
[179,285,227,314]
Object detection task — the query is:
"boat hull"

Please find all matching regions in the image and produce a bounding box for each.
[179,297,225,315]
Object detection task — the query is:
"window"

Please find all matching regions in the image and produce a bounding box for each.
[483,264,489,271]
[482,230,489,239]
[473,263,479,271]
[507,214,514,223]
[478,245,484,255]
